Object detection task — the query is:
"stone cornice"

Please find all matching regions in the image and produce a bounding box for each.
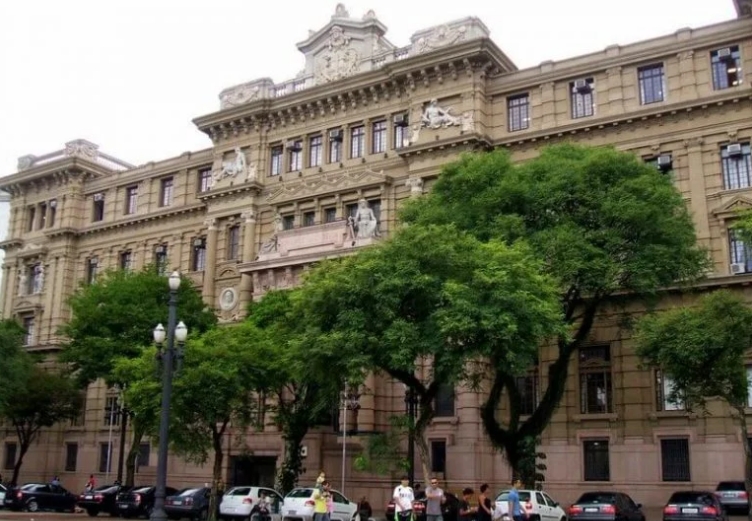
[238,244,363,273]
[0,159,111,197]
[492,88,752,147]
[77,202,206,236]
[264,166,396,205]
[397,132,492,157]
[0,238,23,251]
[197,180,263,201]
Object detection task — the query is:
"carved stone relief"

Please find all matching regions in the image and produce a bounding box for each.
[214,147,250,183]
[218,287,238,312]
[406,177,424,197]
[219,84,261,110]
[421,99,462,129]
[314,25,361,84]
[64,139,99,161]
[414,25,467,54]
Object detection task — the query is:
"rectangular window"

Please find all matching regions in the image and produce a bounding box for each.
[434,384,455,417]
[394,115,410,149]
[329,130,343,163]
[70,393,86,426]
[515,372,540,416]
[104,396,120,426]
[125,186,138,215]
[137,443,150,469]
[99,442,113,474]
[92,194,105,222]
[430,440,447,473]
[324,208,337,223]
[4,442,17,470]
[570,78,595,119]
[350,126,365,158]
[39,202,47,229]
[22,316,34,346]
[27,206,35,232]
[583,440,610,481]
[346,203,358,221]
[730,229,752,273]
[227,226,240,260]
[655,370,685,411]
[661,438,690,482]
[507,94,530,132]
[198,168,213,193]
[372,120,387,154]
[579,345,612,414]
[270,146,284,176]
[722,143,752,190]
[711,46,743,90]
[309,136,323,167]
[288,140,303,171]
[65,443,78,472]
[48,200,57,227]
[160,178,174,207]
[282,215,295,230]
[303,211,316,227]
[638,64,665,104]
[86,257,99,284]
[192,238,207,271]
[119,251,133,271]
[154,245,168,276]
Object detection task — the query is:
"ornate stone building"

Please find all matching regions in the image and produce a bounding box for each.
[1,0,752,508]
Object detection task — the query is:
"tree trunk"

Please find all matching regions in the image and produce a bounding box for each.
[10,423,37,486]
[735,406,752,521]
[413,399,435,482]
[124,421,147,486]
[208,427,225,521]
[278,423,307,495]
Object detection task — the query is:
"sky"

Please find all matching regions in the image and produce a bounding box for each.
[0,0,737,176]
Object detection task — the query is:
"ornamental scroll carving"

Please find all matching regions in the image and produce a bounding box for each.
[65,139,99,161]
[219,84,261,109]
[314,25,361,84]
[414,25,467,54]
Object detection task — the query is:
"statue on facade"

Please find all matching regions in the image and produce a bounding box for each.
[18,271,27,296]
[33,265,45,294]
[216,147,247,180]
[353,199,378,239]
[257,213,284,255]
[421,99,461,129]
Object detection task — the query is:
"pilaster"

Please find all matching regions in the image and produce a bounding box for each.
[539,82,556,129]
[684,138,710,243]
[605,66,625,116]
[239,210,257,309]
[203,218,218,306]
[677,51,699,102]
[358,374,376,432]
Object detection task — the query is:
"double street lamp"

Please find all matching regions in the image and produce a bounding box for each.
[404,387,418,486]
[150,271,188,521]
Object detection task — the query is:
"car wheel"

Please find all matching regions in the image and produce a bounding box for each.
[26,499,39,512]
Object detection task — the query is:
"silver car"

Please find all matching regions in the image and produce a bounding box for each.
[715,482,748,514]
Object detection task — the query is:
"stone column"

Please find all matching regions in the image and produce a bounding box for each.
[539,82,556,129]
[357,374,376,432]
[42,258,56,345]
[605,66,624,116]
[239,210,257,309]
[0,265,12,318]
[203,218,218,306]
[676,51,698,102]
[684,138,710,244]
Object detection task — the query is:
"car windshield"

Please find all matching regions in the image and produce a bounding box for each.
[134,487,154,493]
[179,489,201,496]
[576,493,617,504]
[21,484,38,491]
[496,492,532,502]
[287,489,314,498]
[227,487,252,496]
[668,493,714,504]
[94,485,118,493]
[717,482,745,491]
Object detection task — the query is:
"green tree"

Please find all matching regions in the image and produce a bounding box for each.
[292,224,564,480]
[1,366,83,485]
[60,266,216,485]
[0,319,32,416]
[635,290,752,518]
[401,144,709,483]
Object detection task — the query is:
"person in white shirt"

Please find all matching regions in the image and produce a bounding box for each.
[393,476,415,521]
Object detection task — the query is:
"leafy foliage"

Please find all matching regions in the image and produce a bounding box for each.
[353,416,409,476]
[0,319,32,416]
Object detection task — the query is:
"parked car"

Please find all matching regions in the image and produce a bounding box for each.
[281,487,357,521]
[78,483,132,517]
[165,487,212,520]
[0,484,6,508]
[663,491,727,521]
[385,492,461,521]
[495,489,567,521]
[567,492,645,521]
[715,482,749,514]
[2,483,77,512]
[116,485,178,518]
[219,486,283,520]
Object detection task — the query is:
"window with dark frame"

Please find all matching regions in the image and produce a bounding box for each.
[309,136,323,167]
[4,442,17,470]
[583,440,610,481]
[394,115,410,149]
[431,440,447,473]
[288,140,303,171]
[661,438,691,481]
[655,369,685,411]
[92,194,105,222]
[198,168,213,193]
[22,316,34,346]
[350,126,365,158]
[104,396,120,426]
[579,345,613,414]
[329,131,343,163]
[303,211,316,227]
[711,46,743,90]
[86,257,99,284]
[160,177,174,207]
[65,443,78,472]
[729,229,752,273]
[282,215,295,230]
[99,442,113,473]
[507,94,530,132]
[324,207,337,223]
[515,371,540,416]
[70,393,86,426]
[48,200,57,227]
[137,443,151,469]
[27,206,35,232]
[270,146,284,176]
[154,245,168,276]
[119,251,133,271]
[570,78,595,119]
[638,64,665,104]
[227,226,240,260]
[39,202,47,228]
[125,186,138,215]
[721,143,752,190]
[346,203,358,221]
[434,384,455,417]
[372,120,387,154]
[192,238,207,271]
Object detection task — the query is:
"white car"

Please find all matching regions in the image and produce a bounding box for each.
[495,489,567,521]
[0,484,5,508]
[219,485,284,520]
[281,487,357,521]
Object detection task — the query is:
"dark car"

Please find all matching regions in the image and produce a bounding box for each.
[117,485,178,518]
[567,492,645,521]
[663,491,727,521]
[78,484,133,517]
[386,492,460,521]
[2,483,77,513]
[165,487,212,520]
[715,482,749,514]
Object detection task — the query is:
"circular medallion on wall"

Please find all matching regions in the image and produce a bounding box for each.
[218,287,238,311]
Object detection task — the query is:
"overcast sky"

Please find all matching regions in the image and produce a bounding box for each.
[0,0,737,176]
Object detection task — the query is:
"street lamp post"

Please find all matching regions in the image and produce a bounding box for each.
[116,384,128,485]
[340,384,361,494]
[404,387,418,486]
[150,271,188,521]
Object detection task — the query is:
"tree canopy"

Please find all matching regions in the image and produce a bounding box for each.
[0,319,32,416]
[400,143,709,481]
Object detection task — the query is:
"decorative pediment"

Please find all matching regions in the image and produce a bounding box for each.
[266,168,393,203]
[712,195,752,219]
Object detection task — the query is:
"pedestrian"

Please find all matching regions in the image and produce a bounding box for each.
[312,480,330,521]
[425,477,446,521]
[315,470,326,494]
[357,496,373,521]
[459,488,477,521]
[393,475,415,521]
[325,482,334,521]
[477,484,493,521]
[51,475,61,487]
[414,484,425,500]
[506,479,526,521]
[85,474,96,492]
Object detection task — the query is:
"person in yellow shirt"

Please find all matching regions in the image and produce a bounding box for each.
[313,480,331,521]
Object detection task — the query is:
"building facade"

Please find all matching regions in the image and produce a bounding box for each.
[1,0,752,508]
